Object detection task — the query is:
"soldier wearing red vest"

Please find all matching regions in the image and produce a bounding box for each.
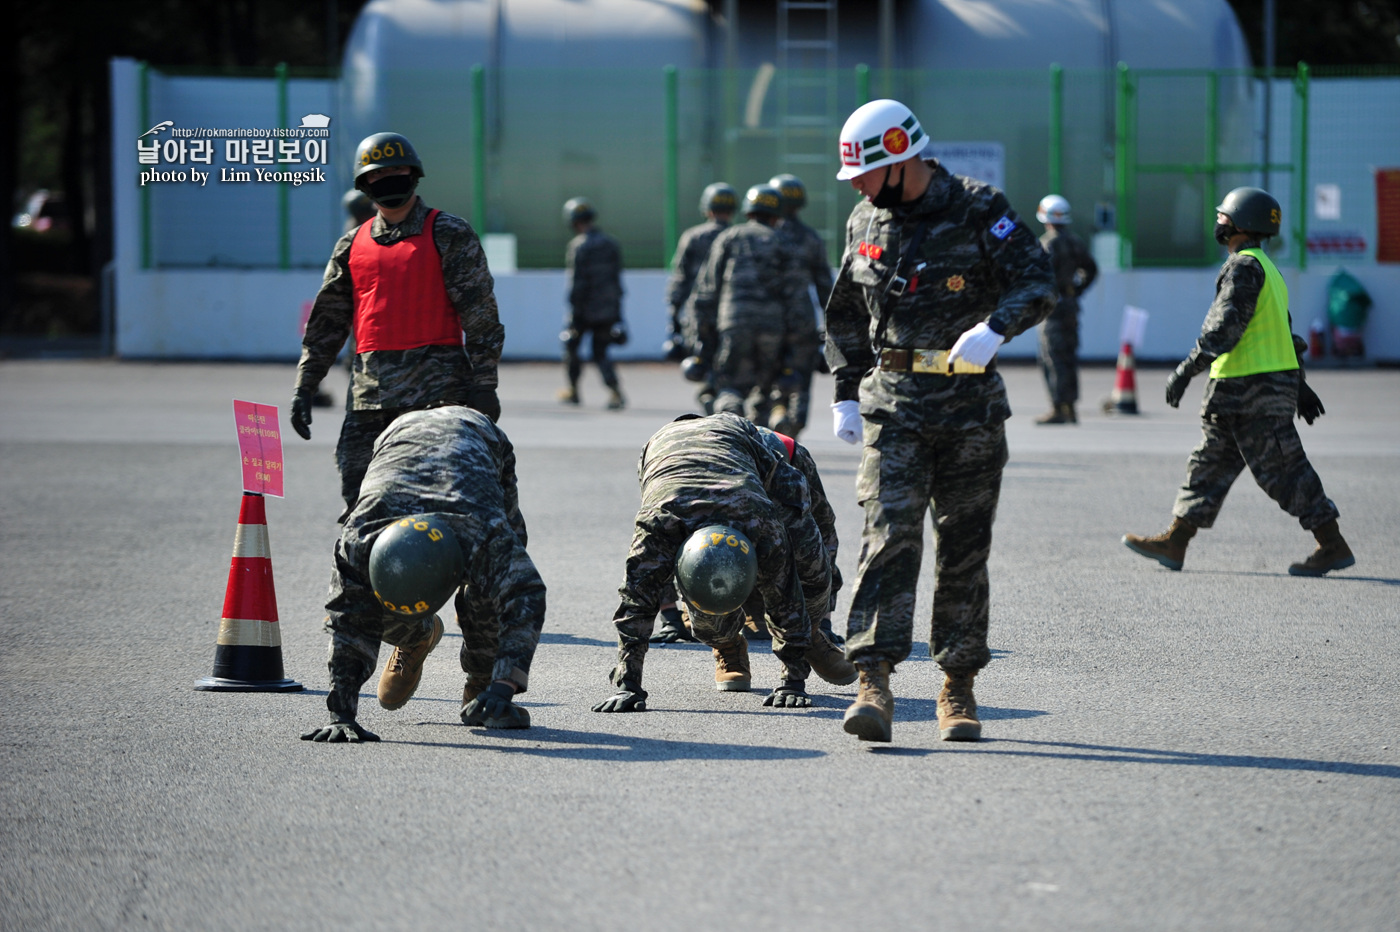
[290,133,504,513]
[1123,187,1354,576]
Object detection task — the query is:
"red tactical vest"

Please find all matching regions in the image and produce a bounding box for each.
[349,209,460,352]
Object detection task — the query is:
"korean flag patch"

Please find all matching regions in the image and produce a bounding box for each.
[990,214,1016,240]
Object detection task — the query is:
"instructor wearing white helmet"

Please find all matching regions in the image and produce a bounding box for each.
[1032,194,1098,424]
[824,99,1056,744]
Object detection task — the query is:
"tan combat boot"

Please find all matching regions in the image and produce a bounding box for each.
[377,614,444,710]
[606,387,626,410]
[712,637,752,691]
[842,661,894,742]
[1288,519,1356,576]
[742,611,772,641]
[937,670,981,741]
[557,385,580,405]
[1034,403,1077,425]
[1122,517,1197,571]
[805,629,858,685]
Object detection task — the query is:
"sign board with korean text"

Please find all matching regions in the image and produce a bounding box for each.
[233,400,285,497]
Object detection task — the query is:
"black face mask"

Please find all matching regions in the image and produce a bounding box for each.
[1214,220,1237,246]
[366,174,417,209]
[869,163,907,209]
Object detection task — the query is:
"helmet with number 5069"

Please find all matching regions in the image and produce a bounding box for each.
[674,525,758,616]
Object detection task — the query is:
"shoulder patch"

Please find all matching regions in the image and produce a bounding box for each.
[990,214,1016,240]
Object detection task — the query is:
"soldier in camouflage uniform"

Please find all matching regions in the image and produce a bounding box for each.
[688,185,808,424]
[592,413,854,713]
[1033,195,1098,424]
[560,197,626,410]
[768,174,834,438]
[1123,187,1354,577]
[290,133,504,516]
[825,100,1056,743]
[666,183,737,359]
[301,405,545,743]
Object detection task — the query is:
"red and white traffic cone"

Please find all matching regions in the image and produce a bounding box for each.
[195,492,302,691]
[1104,342,1140,415]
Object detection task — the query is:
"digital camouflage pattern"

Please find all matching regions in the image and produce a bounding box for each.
[566,228,624,327]
[824,159,1055,671]
[1037,226,1098,406]
[296,199,504,407]
[1169,238,1338,531]
[607,413,830,690]
[666,219,729,335]
[690,220,809,419]
[773,216,834,432]
[323,406,545,723]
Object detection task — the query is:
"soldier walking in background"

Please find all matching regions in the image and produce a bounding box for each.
[768,173,834,438]
[289,133,504,516]
[1123,187,1354,577]
[825,99,1055,744]
[591,413,854,713]
[560,197,626,410]
[1033,194,1097,424]
[301,405,543,743]
[665,183,737,361]
[687,184,807,423]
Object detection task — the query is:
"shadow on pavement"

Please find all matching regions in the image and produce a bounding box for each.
[980,738,1400,779]
[384,725,826,761]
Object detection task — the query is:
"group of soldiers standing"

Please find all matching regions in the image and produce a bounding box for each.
[287,98,1355,747]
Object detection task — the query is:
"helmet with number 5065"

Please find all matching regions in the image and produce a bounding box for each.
[674,525,758,616]
[369,514,464,619]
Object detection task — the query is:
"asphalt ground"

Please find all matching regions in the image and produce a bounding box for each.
[1,358,1397,931]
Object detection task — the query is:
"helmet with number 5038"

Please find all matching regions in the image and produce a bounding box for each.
[369,514,464,619]
[674,525,758,616]
[836,99,928,181]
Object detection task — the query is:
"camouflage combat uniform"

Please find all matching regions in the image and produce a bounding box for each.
[607,413,830,691]
[825,159,1055,671]
[689,221,808,422]
[323,406,545,723]
[773,216,834,434]
[563,227,625,392]
[1037,226,1098,406]
[295,199,504,508]
[1171,240,1339,531]
[666,218,730,345]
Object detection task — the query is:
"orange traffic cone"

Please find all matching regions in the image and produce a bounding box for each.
[195,492,302,691]
[1103,342,1140,415]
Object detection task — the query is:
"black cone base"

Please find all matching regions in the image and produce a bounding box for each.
[195,675,303,692]
[195,644,302,691]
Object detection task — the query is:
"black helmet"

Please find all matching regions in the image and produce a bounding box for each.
[699,182,738,216]
[368,515,464,619]
[342,188,375,224]
[674,525,758,616]
[679,354,709,383]
[768,173,806,214]
[563,197,596,226]
[353,132,424,186]
[1216,187,1281,237]
[743,184,782,219]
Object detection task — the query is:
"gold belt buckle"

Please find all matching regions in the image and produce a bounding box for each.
[910,349,985,375]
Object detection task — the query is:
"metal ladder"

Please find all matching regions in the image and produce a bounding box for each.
[777,0,839,261]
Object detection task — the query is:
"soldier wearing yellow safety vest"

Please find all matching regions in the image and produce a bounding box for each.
[1123,187,1354,577]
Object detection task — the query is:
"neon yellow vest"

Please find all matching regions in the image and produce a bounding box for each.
[1210,247,1299,379]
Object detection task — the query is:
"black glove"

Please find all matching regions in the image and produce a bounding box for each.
[762,679,811,708]
[663,330,689,361]
[650,606,696,643]
[1164,363,1193,409]
[1297,380,1325,425]
[461,681,530,728]
[592,681,648,713]
[464,388,501,422]
[290,389,313,440]
[609,322,629,347]
[300,718,379,743]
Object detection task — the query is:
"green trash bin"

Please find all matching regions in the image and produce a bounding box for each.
[1327,269,1372,357]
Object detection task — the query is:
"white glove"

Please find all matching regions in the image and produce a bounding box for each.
[948,322,1005,368]
[831,400,862,445]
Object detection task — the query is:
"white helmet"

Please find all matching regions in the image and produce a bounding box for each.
[836,99,929,181]
[1036,194,1071,224]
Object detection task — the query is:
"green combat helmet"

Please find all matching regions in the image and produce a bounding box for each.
[675,525,758,616]
[369,515,464,619]
[563,196,596,226]
[1216,186,1281,237]
[353,132,424,208]
[699,182,738,216]
[743,184,783,219]
[768,173,806,215]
